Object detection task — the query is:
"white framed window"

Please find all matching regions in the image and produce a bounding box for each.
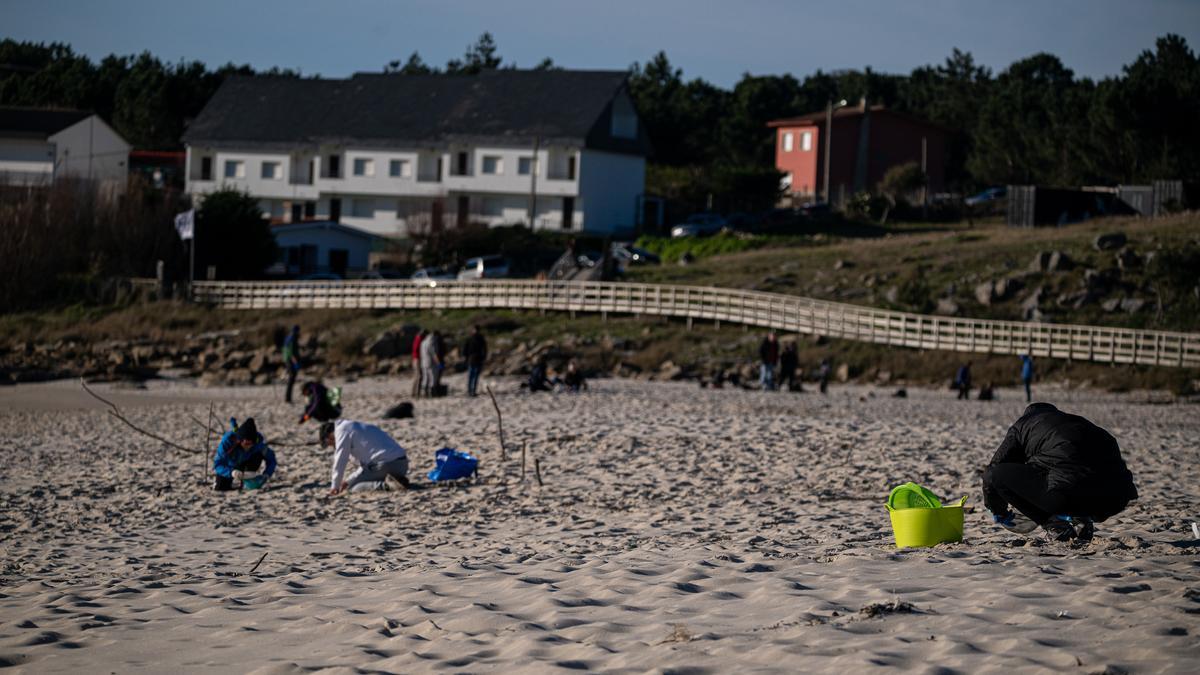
[801,131,813,152]
[353,158,375,177]
[351,198,374,218]
[782,132,794,152]
[224,160,245,178]
[261,161,281,179]
[518,156,536,175]
[481,156,503,175]
[389,159,411,178]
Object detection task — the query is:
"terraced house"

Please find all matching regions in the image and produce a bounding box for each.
[183,69,650,238]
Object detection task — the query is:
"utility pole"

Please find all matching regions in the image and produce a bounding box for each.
[822,99,847,204]
[527,136,540,228]
[921,136,928,221]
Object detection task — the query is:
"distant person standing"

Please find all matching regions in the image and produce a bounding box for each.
[419,329,439,397]
[955,361,973,400]
[463,325,488,397]
[817,358,832,394]
[759,332,779,391]
[411,330,426,398]
[282,325,302,403]
[432,330,447,395]
[779,342,800,391]
[1021,355,1035,403]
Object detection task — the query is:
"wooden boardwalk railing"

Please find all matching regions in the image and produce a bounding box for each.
[191,280,1200,368]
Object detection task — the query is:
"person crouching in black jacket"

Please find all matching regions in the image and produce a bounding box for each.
[983,403,1137,542]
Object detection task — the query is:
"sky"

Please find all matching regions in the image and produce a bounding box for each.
[3,0,1199,87]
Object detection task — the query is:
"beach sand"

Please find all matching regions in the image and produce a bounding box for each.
[0,377,1197,672]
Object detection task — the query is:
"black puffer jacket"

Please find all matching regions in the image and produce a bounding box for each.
[989,403,1138,499]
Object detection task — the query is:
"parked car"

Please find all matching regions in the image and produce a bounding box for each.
[670,213,728,238]
[361,269,405,280]
[411,266,457,285]
[965,187,1006,207]
[725,212,763,231]
[457,255,510,280]
[610,243,661,265]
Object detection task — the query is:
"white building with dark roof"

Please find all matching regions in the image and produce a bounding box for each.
[183,69,651,238]
[0,107,130,193]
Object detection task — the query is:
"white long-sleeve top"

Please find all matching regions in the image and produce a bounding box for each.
[330,420,407,490]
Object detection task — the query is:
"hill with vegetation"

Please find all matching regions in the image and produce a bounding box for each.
[2,215,1196,395]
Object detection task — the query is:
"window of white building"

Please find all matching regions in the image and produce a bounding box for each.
[351,198,374,218]
[801,131,813,151]
[518,156,536,175]
[353,158,375,177]
[481,156,502,175]
[261,161,281,179]
[224,160,245,178]
[782,132,794,152]
[389,159,411,178]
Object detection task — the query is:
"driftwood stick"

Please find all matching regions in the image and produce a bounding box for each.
[80,379,194,453]
[521,441,527,482]
[204,402,214,483]
[485,386,506,461]
[248,551,268,575]
[534,457,544,487]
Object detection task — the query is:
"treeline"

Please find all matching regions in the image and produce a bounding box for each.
[2,33,1197,191]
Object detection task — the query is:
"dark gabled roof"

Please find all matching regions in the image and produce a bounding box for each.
[767,105,949,133]
[184,69,647,154]
[0,107,93,138]
[271,220,381,241]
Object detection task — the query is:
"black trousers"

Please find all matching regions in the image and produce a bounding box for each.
[285,367,298,403]
[957,384,971,399]
[214,456,263,491]
[982,463,1129,525]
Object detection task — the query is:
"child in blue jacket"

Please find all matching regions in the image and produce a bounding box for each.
[213,418,277,491]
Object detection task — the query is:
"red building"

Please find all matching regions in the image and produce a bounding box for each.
[768,101,948,202]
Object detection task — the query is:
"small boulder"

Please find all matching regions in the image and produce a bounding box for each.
[1047,250,1073,272]
[974,281,995,305]
[1120,298,1146,313]
[1094,232,1127,251]
[1101,297,1122,312]
[1115,248,1142,271]
[363,331,404,359]
[836,363,850,383]
[935,298,960,316]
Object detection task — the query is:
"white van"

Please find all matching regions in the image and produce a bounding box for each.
[457,255,510,280]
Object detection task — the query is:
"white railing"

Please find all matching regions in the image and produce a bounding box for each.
[191,280,1200,368]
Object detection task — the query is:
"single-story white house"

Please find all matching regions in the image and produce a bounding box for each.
[0,107,130,194]
[183,69,652,238]
[270,220,381,278]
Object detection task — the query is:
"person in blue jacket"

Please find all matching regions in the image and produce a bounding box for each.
[213,418,277,491]
[1021,355,1035,403]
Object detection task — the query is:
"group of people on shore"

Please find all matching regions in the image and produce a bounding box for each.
[757,332,832,393]
[257,325,1138,543]
[953,354,1036,402]
[409,326,489,398]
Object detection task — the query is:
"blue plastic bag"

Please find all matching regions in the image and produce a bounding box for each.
[426,448,479,482]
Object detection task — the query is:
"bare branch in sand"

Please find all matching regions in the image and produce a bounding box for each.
[486,385,507,461]
[248,551,268,575]
[79,378,194,454]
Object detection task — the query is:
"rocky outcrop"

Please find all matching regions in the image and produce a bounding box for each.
[1094,232,1128,251]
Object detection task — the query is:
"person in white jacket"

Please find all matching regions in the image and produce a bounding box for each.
[320,420,410,495]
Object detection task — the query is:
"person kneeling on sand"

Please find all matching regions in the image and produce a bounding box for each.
[983,403,1138,542]
[298,380,341,424]
[213,418,277,491]
[321,420,410,496]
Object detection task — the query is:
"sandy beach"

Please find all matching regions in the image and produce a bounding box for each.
[0,376,1197,673]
